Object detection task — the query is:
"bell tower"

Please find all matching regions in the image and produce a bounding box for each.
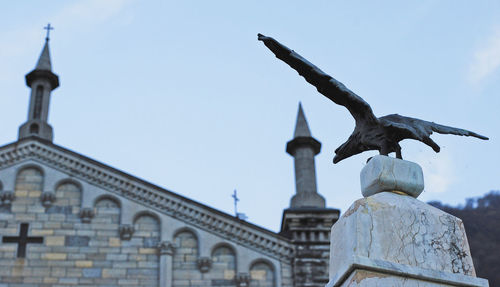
[18,24,59,142]
[280,103,340,287]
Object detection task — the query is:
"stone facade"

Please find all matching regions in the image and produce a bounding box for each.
[0,141,296,286]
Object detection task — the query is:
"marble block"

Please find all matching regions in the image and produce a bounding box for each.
[360,155,424,198]
[326,192,489,287]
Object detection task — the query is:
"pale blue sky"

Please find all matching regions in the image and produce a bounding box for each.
[1,1,499,231]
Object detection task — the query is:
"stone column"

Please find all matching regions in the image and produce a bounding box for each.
[158,241,175,287]
[326,155,489,287]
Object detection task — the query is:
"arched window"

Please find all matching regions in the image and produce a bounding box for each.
[95,196,121,224]
[173,230,199,286]
[128,213,160,285]
[33,85,43,119]
[250,261,275,287]
[54,182,81,206]
[133,214,161,247]
[212,245,236,283]
[15,167,43,194]
[95,197,119,208]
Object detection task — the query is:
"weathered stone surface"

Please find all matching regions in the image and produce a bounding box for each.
[82,268,102,278]
[143,237,159,248]
[360,155,424,198]
[46,205,72,214]
[340,269,456,286]
[65,235,90,247]
[0,204,11,213]
[327,192,488,287]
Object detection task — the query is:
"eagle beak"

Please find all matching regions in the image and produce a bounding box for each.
[333,154,342,164]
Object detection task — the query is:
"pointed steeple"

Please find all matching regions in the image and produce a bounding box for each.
[286,103,321,156]
[293,102,312,138]
[286,103,325,208]
[18,26,59,142]
[280,103,341,283]
[25,37,59,89]
[34,41,52,71]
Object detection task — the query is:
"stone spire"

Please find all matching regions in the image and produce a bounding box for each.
[34,41,52,71]
[281,104,340,287]
[293,103,312,138]
[18,35,59,142]
[286,103,325,208]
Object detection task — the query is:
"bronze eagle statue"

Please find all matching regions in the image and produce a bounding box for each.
[258,34,488,163]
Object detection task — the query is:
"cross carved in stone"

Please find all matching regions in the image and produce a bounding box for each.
[2,223,43,258]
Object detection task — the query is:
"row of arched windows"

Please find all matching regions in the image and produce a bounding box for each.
[173,230,276,287]
[6,166,277,286]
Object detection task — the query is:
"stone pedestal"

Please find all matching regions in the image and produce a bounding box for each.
[326,156,489,287]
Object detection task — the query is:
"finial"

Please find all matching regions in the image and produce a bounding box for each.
[43,23,54,42]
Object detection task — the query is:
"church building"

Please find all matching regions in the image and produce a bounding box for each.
[0,35,340,286]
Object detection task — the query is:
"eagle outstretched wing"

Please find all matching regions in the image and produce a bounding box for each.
[258,33,378,126]
[380,114,489,152]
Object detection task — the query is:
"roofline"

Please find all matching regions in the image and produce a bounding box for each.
[0,137,289,241]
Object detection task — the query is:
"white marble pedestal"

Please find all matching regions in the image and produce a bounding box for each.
[326,156,489,287]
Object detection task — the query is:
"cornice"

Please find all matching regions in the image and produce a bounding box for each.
[0,139,294,260]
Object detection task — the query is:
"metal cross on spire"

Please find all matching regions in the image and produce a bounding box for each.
[44,23,54,41]
[232,189,239,216]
